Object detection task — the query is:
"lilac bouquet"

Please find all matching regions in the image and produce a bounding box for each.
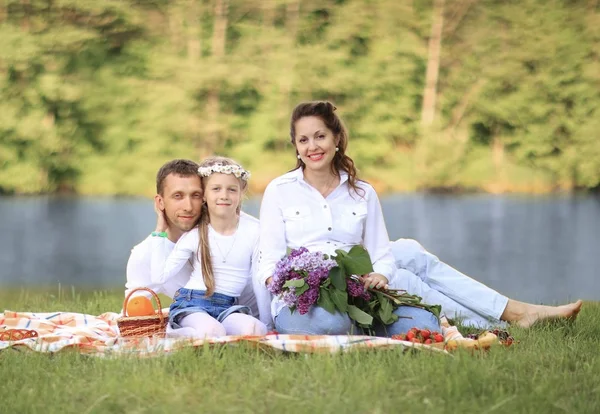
[268,246,375,325]
[268,247,337,315]
[268,245,442,329]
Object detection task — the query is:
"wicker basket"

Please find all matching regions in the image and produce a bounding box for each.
[117,287,168,338]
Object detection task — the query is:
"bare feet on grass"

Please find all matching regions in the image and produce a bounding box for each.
[502,299,583,328]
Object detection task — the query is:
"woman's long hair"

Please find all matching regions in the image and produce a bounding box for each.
[197,156,248,296]
[289,101,364,198]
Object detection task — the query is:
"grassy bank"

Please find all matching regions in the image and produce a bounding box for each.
[1,289,599,413]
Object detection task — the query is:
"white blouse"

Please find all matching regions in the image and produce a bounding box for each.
[150,212,259,298]
[126,236,190,299]
[256,168,396,310]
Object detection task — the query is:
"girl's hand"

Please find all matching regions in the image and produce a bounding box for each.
[359,273,389,290]
[154,197,168,233]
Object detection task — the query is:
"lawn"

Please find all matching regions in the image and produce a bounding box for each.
[1,288,599,413]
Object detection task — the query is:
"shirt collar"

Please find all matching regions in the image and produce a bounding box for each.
[293,167,349,186]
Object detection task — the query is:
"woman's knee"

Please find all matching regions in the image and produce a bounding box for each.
[375,306,440,337]
[275,306,353,335]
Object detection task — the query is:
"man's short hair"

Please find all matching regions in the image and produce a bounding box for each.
[156,159,200,194]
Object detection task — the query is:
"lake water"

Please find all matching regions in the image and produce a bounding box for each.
[1,194,598,305]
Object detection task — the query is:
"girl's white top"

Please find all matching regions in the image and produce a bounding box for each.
[256,168,395,317]
[151,212,259,297]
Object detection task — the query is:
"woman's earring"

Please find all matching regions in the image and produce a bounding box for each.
[335,147,339,152]
[297,154,301,159]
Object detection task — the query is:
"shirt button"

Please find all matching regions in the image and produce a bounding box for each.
[324,205,327,209]
[296,211,300,215]
[328,227,332,231]
[352,212,356,215]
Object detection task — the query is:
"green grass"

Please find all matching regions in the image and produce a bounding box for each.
[1,289,599,414]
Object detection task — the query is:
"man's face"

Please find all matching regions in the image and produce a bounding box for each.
[157,173,203,233]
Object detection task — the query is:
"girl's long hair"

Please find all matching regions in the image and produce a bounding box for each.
[289,101,364,198]
[197,156,248,296]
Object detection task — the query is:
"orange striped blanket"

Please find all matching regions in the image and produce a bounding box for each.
[0,310,447,357]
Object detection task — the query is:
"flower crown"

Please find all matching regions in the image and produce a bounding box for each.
[197,163,251,181]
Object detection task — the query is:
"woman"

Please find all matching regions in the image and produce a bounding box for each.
[256,101,582,335]
[256,101,440,335]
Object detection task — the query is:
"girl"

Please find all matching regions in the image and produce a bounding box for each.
[151,156,270,338]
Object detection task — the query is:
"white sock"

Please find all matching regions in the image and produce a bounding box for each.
[221,313,268,336]
[179,312,226,338]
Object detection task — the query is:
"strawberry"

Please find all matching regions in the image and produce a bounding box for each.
[406,331,415,341]
[411,338,422,343]
[420,329,431,340]
[434,334,444,343]
[424,339,432,344]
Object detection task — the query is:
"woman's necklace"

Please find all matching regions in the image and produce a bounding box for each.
[319,174,338,198]
[211,219,239,263]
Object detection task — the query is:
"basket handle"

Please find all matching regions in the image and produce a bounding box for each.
[122,287,164,323]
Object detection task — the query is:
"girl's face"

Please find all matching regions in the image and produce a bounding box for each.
[203,173,242,220]
[294,116,338,174]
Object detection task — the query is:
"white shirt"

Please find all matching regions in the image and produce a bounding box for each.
[257,168,395,316]
[151,212,259,297]
[125,236,190,300]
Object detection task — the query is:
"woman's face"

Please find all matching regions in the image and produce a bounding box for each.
[294,116,338,174]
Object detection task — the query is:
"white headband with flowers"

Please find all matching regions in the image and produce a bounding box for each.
[198,163,251,181]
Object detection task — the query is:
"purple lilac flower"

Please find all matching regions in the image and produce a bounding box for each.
[269,247,339,312]
[283,291,298,307]
[297,286,320,315]
[347,279,365,297]
[347,279,372,301]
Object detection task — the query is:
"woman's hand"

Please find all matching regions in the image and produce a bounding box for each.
[359,273,389,290]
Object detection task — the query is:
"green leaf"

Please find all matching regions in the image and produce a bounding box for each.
[317,287,336,314]
[329,266,347,291]
[378,304,396,325]
[347,305,373,326]
[283,279,305,288]
[330,288,348,313]
[295,283,310,296]
[337,245,373,275]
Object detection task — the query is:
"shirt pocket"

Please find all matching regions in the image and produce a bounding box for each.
[339,203,368,240]
[282,206,311,221]
[282,206,311,239]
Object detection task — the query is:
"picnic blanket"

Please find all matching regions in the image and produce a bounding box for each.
[0,310,447,358]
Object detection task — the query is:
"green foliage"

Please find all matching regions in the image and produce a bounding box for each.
[1,0,599,195]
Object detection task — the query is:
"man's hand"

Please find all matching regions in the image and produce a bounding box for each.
[359,273,388,290]
[265,277,273,287]
[154,196,168,233]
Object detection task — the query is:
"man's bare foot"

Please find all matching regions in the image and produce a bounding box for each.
[510,300,583,328]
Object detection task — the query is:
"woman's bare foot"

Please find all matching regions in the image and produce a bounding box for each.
[501,299,583,328]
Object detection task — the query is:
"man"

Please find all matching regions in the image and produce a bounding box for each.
[125,159,259,318]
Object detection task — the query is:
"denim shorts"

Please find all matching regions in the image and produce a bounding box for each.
[168,288,251,329]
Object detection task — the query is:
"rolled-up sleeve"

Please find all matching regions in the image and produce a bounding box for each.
[256,182,288,286]
[362,186,395,281]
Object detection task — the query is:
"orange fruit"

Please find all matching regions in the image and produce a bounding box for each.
[126,296,155,317]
